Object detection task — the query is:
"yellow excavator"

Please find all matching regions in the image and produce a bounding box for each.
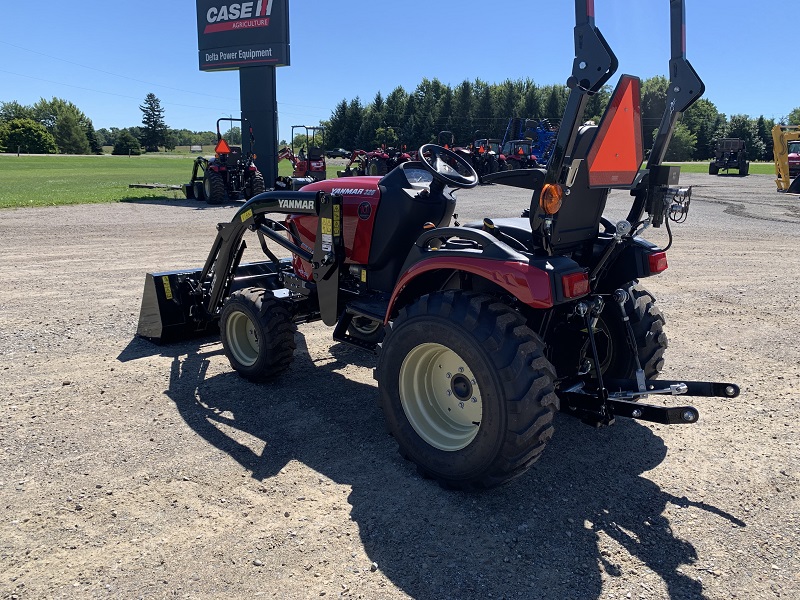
[772,124,800,193]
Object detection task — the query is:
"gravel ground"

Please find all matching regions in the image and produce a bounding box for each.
[0,172,798,599]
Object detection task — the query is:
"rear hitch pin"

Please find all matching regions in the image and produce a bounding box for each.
[670,383,688,395]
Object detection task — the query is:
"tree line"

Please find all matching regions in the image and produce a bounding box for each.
[3,83,800,160]
[0,94,222,155]
[323,76,800,162]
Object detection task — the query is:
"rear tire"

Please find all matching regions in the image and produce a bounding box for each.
[590,282,667,379]
[245,171,265,199]
[203,170,226,205]
[376,291,559,490]
[367,158,388,176]
[220,288,296,382]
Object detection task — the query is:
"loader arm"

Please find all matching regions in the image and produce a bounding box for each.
[772,125,800,192]
[544,0,618,187]
[198,191,324,317]
[646,0,705,169]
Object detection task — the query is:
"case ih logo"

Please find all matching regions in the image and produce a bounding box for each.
[204,0,273,34]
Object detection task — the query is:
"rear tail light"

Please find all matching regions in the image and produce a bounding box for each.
[648,251,668,273]
[562,271,590,299]
[539,183,564,215]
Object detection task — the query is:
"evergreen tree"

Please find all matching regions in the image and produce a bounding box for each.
[139,93,168,152]
[326,99,348,148]
[451,81,474,143]
[54,110,91,154]
[727,114,765,161]
[682,98,724,160]
[84,118,103,154]
[112,130,142,155]
[384,87,408,130]
[788,107,800,126]
[518,80,543,124]
[755,116,774,162]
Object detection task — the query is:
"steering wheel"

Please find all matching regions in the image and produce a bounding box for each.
[418,144,479,189]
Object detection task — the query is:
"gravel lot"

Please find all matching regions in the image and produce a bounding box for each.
[0,172,798,599]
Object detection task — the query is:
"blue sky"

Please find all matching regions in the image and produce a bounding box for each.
[1,1,796,144]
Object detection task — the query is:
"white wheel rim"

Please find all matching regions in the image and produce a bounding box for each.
[399,343,482,451]
[225,311,259,367]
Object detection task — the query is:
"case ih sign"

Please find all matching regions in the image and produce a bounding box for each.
[196,0,290,71]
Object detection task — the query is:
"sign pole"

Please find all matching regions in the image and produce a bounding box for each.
[240,66,278,184]
[196,0,290,189]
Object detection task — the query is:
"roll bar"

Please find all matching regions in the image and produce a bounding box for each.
[548,0,704,185]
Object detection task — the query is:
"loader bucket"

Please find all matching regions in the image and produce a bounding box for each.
[137,260,285,344]
[137,268,212,344]
[182,183,196,199]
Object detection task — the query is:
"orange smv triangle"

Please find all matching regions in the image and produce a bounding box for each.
[586,75,643,188]
[215,138,231,154]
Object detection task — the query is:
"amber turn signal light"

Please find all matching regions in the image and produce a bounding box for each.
[539,183,564,215]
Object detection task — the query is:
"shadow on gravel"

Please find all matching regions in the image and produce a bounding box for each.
[139,332,745,600]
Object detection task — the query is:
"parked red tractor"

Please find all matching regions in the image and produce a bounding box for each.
[288,125,327,182]
[183,118,265,204]
[139,0,738,490]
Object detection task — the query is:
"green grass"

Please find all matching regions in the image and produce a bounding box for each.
[0,154,340,208]
[664,161,775,175]
[0,154,195,208]
[5,154,770,209]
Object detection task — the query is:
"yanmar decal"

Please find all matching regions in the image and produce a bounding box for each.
[204,1,273,34]
[279,199,314,211]
[330,188,377,197]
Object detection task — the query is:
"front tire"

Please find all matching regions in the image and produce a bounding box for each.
[220,288,296,382]
[347,316,385,344]
[376,291,559,490]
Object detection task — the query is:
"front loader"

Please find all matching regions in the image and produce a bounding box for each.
[138,0,738,490]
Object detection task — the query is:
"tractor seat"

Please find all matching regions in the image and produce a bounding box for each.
[228,146,242,159]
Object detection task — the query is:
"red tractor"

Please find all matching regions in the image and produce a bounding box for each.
[288,125,327,182]
[139,1,738,490]
[363,145,413,176]
[336,149,368,177]
[183,118,265,204]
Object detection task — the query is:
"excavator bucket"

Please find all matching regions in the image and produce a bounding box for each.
[789,175,800,194]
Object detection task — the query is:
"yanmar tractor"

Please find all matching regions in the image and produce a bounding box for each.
[138,0,738,490]
[183,118,265,204]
